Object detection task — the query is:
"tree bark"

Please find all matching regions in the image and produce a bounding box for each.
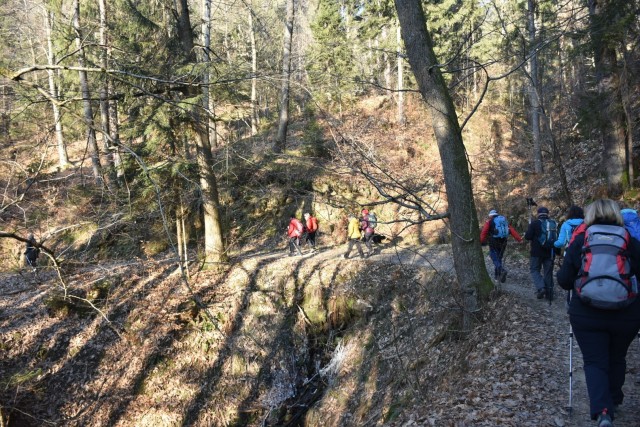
[44,8,69,168]
[72,0,102,183]
[98,0,117,189]
[396,23,405,125]
[527,0,542,174]
[395,0,491,330]
[175,0,226,265]
[249,4,259,136]
[274,0,295,153]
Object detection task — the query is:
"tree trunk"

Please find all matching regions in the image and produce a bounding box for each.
[396,22,405,125]
[44,9,69,168]
[274,0,295,153]
[249,4,259,136]
[202,0,215,144]
[72,0,102,183]
[176,0,226,265]
[395,0,491,330]
[98,0,117,189]
[588,0,628,194]
[527,0,542,174]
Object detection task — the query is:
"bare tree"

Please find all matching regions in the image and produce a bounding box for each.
[395,0,492,330]
[274,0,295,152]
[527,0,542,174]
[249,3,259,136]
[44,7,69,168]
[72,0,102,183]
[175,0,227,265]
[396,22,405,125]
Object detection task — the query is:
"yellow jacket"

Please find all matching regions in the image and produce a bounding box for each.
[347,217,361,239]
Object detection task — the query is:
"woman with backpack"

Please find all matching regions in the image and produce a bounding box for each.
[557,199,640,427]
[554,205,584,255]
[360,209,375,257]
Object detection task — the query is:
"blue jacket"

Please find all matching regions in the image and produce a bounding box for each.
[621,209,640,241]
[554,218,584,249]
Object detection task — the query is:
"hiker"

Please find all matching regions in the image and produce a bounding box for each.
[620,206,640,241]
[344,213,365,259]
[524,206,557,300]
[24,234,40,269]
[287,214,304,256]
[480,210,523,283]
[303,212,319,251]
[554,205,584,255]
[557,199,640,427]
[360,209,375,257]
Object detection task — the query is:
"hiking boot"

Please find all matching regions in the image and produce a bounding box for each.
[500,269,507,283]
[597,411,613,427]
[343,254,349,259]
[536,289,545,299]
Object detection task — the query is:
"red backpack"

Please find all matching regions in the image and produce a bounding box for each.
[574,224,638,310]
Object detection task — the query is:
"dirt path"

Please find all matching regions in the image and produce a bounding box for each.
[299,242,640,426]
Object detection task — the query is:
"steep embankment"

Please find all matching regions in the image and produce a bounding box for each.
[1,243,640,426]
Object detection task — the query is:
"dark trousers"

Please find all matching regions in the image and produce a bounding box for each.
[344,238,364,258]
[530,256,553,292]
[289,237,302,255]
[363,231,374,254]
[305,231,316,248]
[571,313,640,420]
[489,242,507,277]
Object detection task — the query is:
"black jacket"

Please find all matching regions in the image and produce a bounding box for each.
[556,223,640,319]
[524,219,555,258]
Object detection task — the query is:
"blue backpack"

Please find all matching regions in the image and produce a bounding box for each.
[538,218,558,249]
[621,209,640,241]
[492,215,509,239]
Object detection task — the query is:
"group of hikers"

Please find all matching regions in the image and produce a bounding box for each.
[483,199,640,427]
[286,208,380,258]
[286,212,319,256]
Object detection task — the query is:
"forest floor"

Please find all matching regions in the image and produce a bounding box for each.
[2,241,640,426]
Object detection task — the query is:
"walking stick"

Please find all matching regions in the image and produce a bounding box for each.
[566,290,574,417]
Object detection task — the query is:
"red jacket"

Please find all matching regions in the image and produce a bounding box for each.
[288,218,304,238]
[480,218,523,244]
[306,216,318,233]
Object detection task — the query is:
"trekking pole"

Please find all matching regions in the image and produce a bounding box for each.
[567,291,573,417]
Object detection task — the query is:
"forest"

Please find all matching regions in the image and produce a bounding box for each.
[1,0,639,425]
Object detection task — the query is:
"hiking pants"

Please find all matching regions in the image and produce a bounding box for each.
[530,256,553,292]
[305,231,316,248]
[489,242,507,277]
[363,231,374,254]
[344,238,364,258]
[571,313,640,420]
[289,237,302,255]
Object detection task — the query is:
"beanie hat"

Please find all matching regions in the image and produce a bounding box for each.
[362,209,369,215]
[488,210,498,217]
[537,206,549,218]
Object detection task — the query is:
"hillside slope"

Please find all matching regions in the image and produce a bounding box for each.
[3,242,640,426]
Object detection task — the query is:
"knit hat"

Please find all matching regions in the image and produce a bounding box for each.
[488,210,498,217]
[537,206,549,218]
[362,209,369,215]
